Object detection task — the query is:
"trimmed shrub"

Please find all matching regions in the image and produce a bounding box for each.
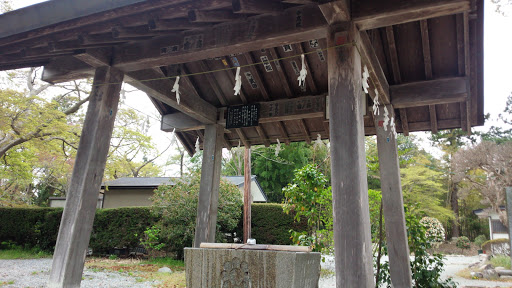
[420,217,445,243]
[456,236,471,253]
[474,234,487,248]
[90,207,157,254]
[245,203,308,245]
[482,238,510,256]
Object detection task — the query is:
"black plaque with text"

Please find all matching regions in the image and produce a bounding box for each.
[226,104,260,129]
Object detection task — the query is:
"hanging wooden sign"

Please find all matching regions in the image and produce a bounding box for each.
[226,104,260,129]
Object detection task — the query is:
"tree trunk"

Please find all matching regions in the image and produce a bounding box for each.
[451,181,460,238]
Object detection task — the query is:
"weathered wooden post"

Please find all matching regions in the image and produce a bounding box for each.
[374,105,413,288]
[49,66,124,288]
[328,23,374,287]
[506,187,512,261]
[243,147,252,243]
[193,124,224,246]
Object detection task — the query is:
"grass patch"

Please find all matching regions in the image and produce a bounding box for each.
[0,248,51,259]
[490,255,511,269]
[142,257,185,269]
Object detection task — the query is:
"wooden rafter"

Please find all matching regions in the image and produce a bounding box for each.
[298,119,312,144]
[233,0,283,15]
[255,126,271,147]
[419,19,439,134]
[243,52,271,100]
[359,30,390,104]
[318,0,350,25]
[399,108,409,136]
[457,12,472,133]
[268,47,293,98]
[277,122,290,144]
[235,128,250,147]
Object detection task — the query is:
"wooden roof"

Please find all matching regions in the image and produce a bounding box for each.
[0,0,484,154]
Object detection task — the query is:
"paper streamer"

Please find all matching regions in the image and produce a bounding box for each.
[234,67,242,95]
[195,137,200,154]
[372,88,380,116]
[298,54,308,87]
[172,76,181,105]
[275,139,281,157]
[362,65,370,93]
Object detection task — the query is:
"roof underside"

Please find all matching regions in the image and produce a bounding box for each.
[0,0,485,155]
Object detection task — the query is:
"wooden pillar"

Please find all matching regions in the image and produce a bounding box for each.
[193,124,224,247]
[327,24,374,287]
[243,147,252,243]
[374,104,413,288]
[506,187,512,261]
[48,66,123,288]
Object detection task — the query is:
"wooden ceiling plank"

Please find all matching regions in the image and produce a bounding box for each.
[429,105,439,133]
[255,126,271,147]
[188,10,237,23]
[268,47,294,98]
[353,0,471,31]
[243,52,271,100]
[359,30,390,104]
[111,25,157,38]
[112,5,328,71]
[385,26,401,84]
[318,0,350,25]
[298,119,312,144]
[391,77,468,109]
[199,61,229,106]
[277,122,291,145]
[233,0,283,15]
[125,68,218,124]
[399,108,409,136]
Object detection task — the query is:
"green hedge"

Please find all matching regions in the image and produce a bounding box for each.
[0,204,306,252]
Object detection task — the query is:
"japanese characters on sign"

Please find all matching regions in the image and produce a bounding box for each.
[226,104,260,129]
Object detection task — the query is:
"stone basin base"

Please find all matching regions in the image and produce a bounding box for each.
[185,247,321,288]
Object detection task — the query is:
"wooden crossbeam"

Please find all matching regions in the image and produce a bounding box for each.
[352,0,471,31]
[188,10,237,23]
[359,30,390,104]
[148,18,211,31]
[125,68,218,124]
[233,0,283,15]
[277,122,290,145]
[268,48,293,98]
[298,119,312,144]
[399,108,409,136]
[391,77,468,109]
[112,5,327,71]
[255,126,271,147]
[235,128,251,147]
[41,56,94,84]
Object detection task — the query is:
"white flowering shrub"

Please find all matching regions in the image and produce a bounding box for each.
[420,217,445,243]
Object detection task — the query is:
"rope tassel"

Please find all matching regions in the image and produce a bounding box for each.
[234,67,242,95]
[362,65,370,94]
[275,139,281,157]
[372,88,380,116]
[297,54,308,87]
[195,137,200,154]
[172,76,181,105]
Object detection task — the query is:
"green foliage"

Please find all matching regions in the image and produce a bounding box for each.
[250,143,313,203]
[456,236,471,253]
[490,255,511,269]
[282,164,331,252]
[151,173,243,259]
[474,235,487,248]
[377,205,456,288]
[139,225,165,252]
[90,207,157,254]
[245,203,308,245]
[368,189,383,243]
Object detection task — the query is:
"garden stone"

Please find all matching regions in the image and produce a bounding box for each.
[495,266,506,271]
[158,267,172,274]
[479,254,490,261]
[478,264,494,271]
[468,261,481,268]
[482,268,498,279]
[470,271,483,278]
[497,269,512,276]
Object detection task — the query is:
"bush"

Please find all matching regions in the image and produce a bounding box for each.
[482,238,510,256]
[456,236,471,253]
[420,217,445,243]
[151,173,243,259]
[474,234,487,248]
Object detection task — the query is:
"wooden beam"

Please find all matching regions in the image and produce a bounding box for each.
[235,128,251,147]
[199,61,229,106]
[255,126,271,147]
[327,24,374,287]
[112,5,327,71]
[73,48,112,67]
[359,31,390,104]
[243,147,252,244]
[352,0,471,31]
[148,18,211,31]
[429,105,438,134]
[298,119,312,144]
[277,122,290,145]
[385,26,401,84]
[176,132,195,157]
[233,0,283,15]
[318,0,350,25]
[420,20,433,80]
[391,77,468,108]
[111,25,156,38]
[268,47,293,98]
[223,57,249,104]
[243,52,271,100]
[42,56,94,84]
[49,66,124,287]
[374,104,413,287]
[399,108,409,136]
[125,68,218,124]
[457,12,472,133]
[188,9,237,22]
[193,124,224,246]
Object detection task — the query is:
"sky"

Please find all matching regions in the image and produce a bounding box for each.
[7,0,512,175]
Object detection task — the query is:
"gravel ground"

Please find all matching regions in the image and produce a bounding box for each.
[2,255,512,287]
[0,259,157,288]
